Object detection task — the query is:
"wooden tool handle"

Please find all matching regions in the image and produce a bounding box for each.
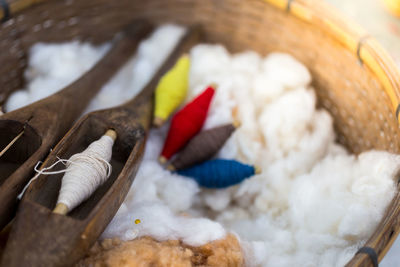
[57,20,153,118]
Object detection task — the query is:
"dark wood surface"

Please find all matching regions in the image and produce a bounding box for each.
[0,25,201,267]
[0,20,153,231]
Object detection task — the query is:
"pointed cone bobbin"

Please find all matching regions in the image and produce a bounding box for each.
[52,128,117,216]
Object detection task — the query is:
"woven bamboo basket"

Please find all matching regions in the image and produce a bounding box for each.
[0,0,400,265]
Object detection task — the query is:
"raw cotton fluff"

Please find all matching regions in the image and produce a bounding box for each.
[5,42,110,112]
[103,44,400,266]
[184,46,400,266]
[10,25,400,267]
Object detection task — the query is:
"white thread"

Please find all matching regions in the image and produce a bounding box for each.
[18,135,114,210]
[18,158,68,199]
[57,135,114,211]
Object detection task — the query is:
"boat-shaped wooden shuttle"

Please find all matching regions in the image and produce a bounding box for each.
[0,20,153,230]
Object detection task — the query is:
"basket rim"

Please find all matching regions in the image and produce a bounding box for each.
[266,0,400,265]
[1,0,400,265]
[266,0,400,124]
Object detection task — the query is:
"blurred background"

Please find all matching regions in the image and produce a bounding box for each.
[326,0,400,65]
[325,0,400,265]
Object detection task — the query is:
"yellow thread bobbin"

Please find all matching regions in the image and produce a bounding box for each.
[153,54,190,127]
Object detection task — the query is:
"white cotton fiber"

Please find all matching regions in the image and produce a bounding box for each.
[124,159,199,213]
[103,201,225,247]
[179,44,400,266]
[231,51,262,74]
[252,75,285,109]
[188,44,231,91]
[258,87,318,157]
[5,41,110,112]
[261,52,311,89]
[28,42,110,81]
[9,26,400,267]
[5,90,30,112]
[202,188,233,212]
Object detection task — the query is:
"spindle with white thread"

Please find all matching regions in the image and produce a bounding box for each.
[53,129,117,215]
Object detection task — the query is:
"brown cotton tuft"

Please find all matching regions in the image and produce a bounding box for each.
[76,234,244,267]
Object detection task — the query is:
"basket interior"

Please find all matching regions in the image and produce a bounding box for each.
[0,0,399,265]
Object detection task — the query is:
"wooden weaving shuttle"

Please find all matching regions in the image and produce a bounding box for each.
[1,25,201,267]
[0,20,153,230]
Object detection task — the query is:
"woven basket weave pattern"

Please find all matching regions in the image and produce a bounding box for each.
[0,0,399,265]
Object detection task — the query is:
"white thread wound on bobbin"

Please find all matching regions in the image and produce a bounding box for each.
[57,135,114,211]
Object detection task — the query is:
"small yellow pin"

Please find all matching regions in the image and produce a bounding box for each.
[135,219,141,224]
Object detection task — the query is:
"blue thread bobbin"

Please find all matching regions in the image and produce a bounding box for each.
[177,159,260,188]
